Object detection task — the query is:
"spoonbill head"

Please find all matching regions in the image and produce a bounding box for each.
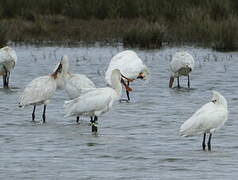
[0,46,17,88]
[180,91,228,151]
[105,50,150,102]
[169,51,194,88]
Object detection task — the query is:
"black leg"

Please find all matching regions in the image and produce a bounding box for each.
[208,133,212,151]
[90,116,93,123]
[177,77,180,88]
[202,133,206,150]
[126,81,130,101]
[32,105,36,121]
[92,116,98,133]
[42,105,46,123]
[3,67,9,89]
[3,75,7,88]
[188,74,190,88]
[76,116,80,123]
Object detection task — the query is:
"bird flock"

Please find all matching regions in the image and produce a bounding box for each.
[0,47,229,151]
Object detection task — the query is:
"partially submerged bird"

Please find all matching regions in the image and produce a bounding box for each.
[180,91,228,151]
[64,69,132,132]
[19,56,69,123]
[63,55,96,123]
[0,46,17,88]
[105,50,149,102]
[169,51,194,88]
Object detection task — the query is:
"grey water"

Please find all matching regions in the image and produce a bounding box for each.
[0,44,238,179]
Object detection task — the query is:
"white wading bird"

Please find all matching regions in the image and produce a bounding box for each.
[0,46,17,88]
[105,50,149,102]
[64,69,132,133]
[180,91,228,151]
[19,56,69,123]
[63,55,96,123]
[169,51,194,88]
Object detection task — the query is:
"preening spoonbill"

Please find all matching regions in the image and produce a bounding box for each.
[169,51,194,88]
[64,69,132,132]
[63,55,96,123]
[105,50,149,102]
[180,91,228,151]
[0,46,17,88]
[19,56,69,123]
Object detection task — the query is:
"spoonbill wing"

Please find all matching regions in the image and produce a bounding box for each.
[180,102,227,136]
[20,76,57,106]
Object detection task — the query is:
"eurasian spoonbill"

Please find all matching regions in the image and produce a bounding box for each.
[19,56,69,123]
[0,46,17,88]
[180,91,228,151]
[169,51,194,88]
[65,69,132,132]
[63,55,96,123]
[105,50,149,102]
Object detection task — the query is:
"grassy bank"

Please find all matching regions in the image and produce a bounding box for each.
[1,0,238,50]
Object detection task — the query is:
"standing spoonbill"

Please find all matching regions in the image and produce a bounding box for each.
[64,69,132,133]
[0,46,17,88]
[180,91,228,151]
[105,50,149,102]
[63,55,96,123]
[169,51,194,88]
[19,56,69,123]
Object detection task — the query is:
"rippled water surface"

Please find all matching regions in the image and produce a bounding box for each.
[0,45,238,179]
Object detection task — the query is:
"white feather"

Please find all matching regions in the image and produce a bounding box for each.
[65,73,96,99]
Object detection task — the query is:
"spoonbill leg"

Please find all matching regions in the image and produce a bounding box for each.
[126,81,130,101]
[188,74,190,88]
[92,116,98,133]
[177,77,180,88]
[32,105,36,121]
[202,133,206,150]
[42,105,46,123]
[208,133,212,151]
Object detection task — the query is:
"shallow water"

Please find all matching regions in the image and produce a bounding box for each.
[0,44,238,179]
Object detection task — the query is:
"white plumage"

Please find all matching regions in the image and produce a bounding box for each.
[65,74,95,99]
[105,50,149,84]
[19,76,57,107]
[105,50,149,101]
[180,91,228,150]
[19,56,69,122]
[0,46,17,88]
[62,55,95,100]
[169,51,194,88]
[65,69,127,132]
